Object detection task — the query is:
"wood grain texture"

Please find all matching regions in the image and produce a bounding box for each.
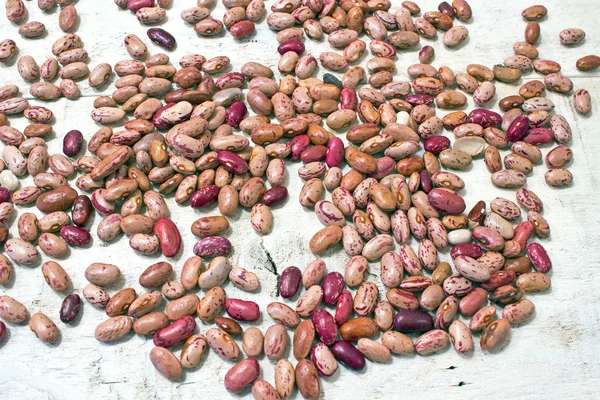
[0,0,599,399]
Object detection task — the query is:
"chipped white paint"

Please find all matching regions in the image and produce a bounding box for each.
[0,0,599,399]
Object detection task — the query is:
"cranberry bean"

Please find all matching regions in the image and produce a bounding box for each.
[279,266,302,298]
[60,225,91,246]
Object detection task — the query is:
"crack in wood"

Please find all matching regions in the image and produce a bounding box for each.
[259,238,278,277]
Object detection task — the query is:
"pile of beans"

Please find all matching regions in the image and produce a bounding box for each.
[0,0,596,398]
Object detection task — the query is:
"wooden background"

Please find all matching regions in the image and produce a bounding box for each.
[0,0,599,398]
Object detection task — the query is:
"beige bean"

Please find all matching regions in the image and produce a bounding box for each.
[41,261,70,292]
[180,334,208,369]
[197,287,226,321]
[0,295,28,323]
[29,312,59,343]
[150,347,182,381]
[206,328,240,360]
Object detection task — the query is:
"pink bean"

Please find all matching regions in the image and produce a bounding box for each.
[225,298,260,321]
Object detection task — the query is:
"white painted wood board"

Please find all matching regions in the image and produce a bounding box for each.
[0,0,599,399]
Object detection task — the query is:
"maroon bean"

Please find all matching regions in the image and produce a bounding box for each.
[507,115,530,142]
[340,87,358,110]
[527,242,552,273]
[72,195,92,227]
[326,137,344,168]
[450,243,483,259]
[193,236,232,258]
[230,21,255,39]
[190,185,220,208]
[322,272,345,305]
[217,151,249,174]
[0,320,6,343]
[153,218,181,258]
[0,188,11,203]
[225,101,247,128]
[63,130,84,157]
[330,340,365,370]
[334,290,353,326]
[424,136,451,154]
[262,186,288,206]
[290,135,310,160]
[153,315,196,348]
[277,39,305,55]
[60,293,81,323]
[147,28,176,51]
[522,128,554,145]
[312,309,338,345]
[301,145,328,163]
[225,298,260,321]
[60,225,91,246]
[405,94,434,105]
[468,109,501,128]
[419,170,433,193]
[428,188,466,214]
[279,266,302,298]
[480,271,516,291]
[393,309,433,333]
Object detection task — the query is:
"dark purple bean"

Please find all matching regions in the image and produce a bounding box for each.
[0,321,6,343]
[262,186,288,206]
[323,73,343,90]
[63,130,84,157]
[225,101,247,128]
[60,225,91,246]
[277,39,305,55]
[322,272,344,305]
[438,1,455,17]
[72,195,92,227]
[419,170,433,193]
[290,135,310,160]
[311,309,338,345]
[330,340,365,370]
[0,188,10,203]
[507,115,530,142]
[147,28,176,51]
[60,293,81,323]
[450,243,483,259]
[279,266,302,298]
[193,236,232,258]
[393,309,433,333]
[468,109,501,128]
[190,185,219,208]
[405,94,434,105]
[300,145,327,163]
[217,151,249,174]
[423,136,451,153]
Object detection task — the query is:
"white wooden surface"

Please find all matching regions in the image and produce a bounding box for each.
[0,1,599,399]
